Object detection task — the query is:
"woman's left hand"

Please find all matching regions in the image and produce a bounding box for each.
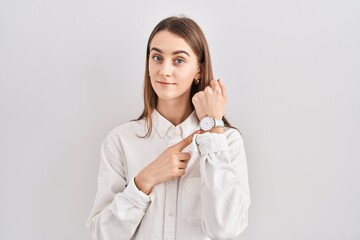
[192,79,227,121]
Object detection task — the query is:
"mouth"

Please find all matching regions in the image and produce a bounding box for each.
[156,81,176,85]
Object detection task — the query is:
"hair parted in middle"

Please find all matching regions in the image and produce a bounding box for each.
[136,16,232,137]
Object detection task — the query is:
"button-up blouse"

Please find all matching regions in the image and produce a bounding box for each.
[87,110,251,240]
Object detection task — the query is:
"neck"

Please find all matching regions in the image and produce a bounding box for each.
[156,99,193,126]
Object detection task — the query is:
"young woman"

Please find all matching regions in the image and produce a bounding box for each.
[87,16,251,240]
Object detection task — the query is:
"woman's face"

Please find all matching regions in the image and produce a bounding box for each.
[148,30,200,102]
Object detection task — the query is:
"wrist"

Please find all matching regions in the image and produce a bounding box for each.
[205,115,223,120]
[134,173,154,195]
[209,127,224,134]
[199,116,225,131]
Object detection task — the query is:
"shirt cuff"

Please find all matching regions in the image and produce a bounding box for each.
[195,132,229,155]
[122,177,151,210]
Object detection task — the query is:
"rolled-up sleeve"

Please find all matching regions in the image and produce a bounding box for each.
[196,130,251,240]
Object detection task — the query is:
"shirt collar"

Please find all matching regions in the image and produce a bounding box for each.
[152,109,199,138]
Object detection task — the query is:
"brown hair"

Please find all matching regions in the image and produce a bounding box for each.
[136,16,232,137]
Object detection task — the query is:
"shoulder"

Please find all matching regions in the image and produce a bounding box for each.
[103,119,147,145]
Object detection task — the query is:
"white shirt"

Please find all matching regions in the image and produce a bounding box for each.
[86,110,251,240]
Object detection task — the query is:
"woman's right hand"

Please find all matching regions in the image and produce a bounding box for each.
[134,131,199,195]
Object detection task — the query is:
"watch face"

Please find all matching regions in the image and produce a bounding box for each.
[200,116,214,131]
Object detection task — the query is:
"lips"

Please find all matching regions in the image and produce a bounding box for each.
[156,81,176,85]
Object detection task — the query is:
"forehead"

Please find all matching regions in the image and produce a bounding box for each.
[150,30,195,55]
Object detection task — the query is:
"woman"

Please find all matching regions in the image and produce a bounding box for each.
[87,16,250,240]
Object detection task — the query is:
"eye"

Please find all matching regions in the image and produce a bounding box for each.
[152,55,162,62]
[174,58,185,64]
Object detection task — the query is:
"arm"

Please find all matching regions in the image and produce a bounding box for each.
[197,130,251,239]
[192,79,250,239]
[87,129,198,239]
[86,134,151,240]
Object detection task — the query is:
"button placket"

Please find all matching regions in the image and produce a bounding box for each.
[174,126,182,137]
[163,129,182,240]
[164,178,177,240]
[167,126,175,138]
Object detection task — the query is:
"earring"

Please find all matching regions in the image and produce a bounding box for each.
[194,78,200,84]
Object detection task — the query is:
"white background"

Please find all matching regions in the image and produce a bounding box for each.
[1,0,359,239]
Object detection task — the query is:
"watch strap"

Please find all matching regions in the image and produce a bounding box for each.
[214,118,224,128]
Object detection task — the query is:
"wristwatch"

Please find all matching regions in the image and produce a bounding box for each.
[199,116,224,131]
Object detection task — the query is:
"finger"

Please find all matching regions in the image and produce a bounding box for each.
[178,161,188,169]
[178,168,185,176]
[211,79,222,94]
[218,79,227,98]
[171,130,200,151]
[205,85,213,94]
[210,79,217,88]
[178,152,191,161]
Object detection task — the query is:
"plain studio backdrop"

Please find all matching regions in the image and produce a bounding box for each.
[0,0,359,239]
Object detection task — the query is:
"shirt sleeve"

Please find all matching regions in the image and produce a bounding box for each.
[196,130,251,239]
[86,133,152,240]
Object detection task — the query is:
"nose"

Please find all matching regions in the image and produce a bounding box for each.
[159,60,173,77]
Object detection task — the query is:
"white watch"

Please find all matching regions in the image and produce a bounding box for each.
[199,116,224,131]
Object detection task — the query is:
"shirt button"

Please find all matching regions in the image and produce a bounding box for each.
[168,212,174,217]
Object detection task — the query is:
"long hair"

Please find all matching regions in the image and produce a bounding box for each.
[136,16,232,137]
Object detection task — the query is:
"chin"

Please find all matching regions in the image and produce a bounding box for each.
[156,93,179,101]
[153,87,191,102]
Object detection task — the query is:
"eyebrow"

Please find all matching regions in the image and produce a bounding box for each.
[150,47,190,57]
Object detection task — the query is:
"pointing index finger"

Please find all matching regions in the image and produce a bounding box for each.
[171,130,200,152]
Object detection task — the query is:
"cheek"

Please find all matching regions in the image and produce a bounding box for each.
[148,62,155,75]
[179,66,197,83]
[148,58,161,76]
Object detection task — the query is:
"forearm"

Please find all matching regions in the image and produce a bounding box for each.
[87,178,151,240]
[196,131,251,239]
